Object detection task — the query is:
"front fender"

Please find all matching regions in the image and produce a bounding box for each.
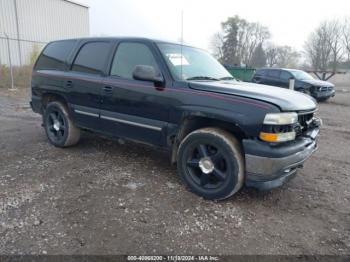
[170,104,277,138]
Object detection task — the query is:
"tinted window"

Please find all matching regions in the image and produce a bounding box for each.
[280,71,292,80]
[35,40,76,70]
[110,42,158,79]
[72,42,111,75]
[267,70,280,78]
[256,69,267,76]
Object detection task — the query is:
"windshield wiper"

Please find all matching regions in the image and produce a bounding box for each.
[186,76,220,81]
[219,76,235,80]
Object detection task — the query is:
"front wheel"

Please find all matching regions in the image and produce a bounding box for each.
[177,128,245,200]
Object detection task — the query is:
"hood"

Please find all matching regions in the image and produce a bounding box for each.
[189,80,317,112]
[301,79,334,87]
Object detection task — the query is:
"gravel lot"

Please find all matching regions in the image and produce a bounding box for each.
[0,86,349,255]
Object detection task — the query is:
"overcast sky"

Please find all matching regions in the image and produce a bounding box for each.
[84,0,350,52]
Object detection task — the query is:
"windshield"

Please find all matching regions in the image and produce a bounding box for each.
[157,43,234,81]
[290,70,314,80]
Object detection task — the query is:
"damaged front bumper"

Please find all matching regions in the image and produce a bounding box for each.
[243,128,319,190]
[312,89,335,99]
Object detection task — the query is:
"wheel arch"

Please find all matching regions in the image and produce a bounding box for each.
[170,115,247,164]
[41,92,71,113]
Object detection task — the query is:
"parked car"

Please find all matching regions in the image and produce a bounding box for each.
[252,68,335,101]
[30,38,321,200]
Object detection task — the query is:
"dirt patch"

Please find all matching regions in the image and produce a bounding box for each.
[0,88,349,255]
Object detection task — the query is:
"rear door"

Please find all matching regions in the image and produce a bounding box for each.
[252,69,267,84]
[266,69,281,87]
[99,41,170,146]
[66,41,113,130]
[32,40,77,112]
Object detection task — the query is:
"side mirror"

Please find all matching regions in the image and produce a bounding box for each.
[132,65,164,84]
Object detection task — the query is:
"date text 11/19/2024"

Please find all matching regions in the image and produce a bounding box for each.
[127,255,220,261]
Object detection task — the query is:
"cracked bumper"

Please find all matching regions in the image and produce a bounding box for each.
[313,90,335,99]
[243,132,318,190]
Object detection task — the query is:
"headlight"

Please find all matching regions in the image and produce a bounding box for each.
[260,112,298,142]
[263,113,298,125]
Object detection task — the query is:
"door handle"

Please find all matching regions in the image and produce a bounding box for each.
[103,86,113,94]
[66,80,73,88]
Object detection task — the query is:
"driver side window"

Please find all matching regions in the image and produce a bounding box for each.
[110,42,159,79]
[280,71,292,81]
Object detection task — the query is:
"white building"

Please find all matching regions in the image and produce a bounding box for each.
[0,0,89,65]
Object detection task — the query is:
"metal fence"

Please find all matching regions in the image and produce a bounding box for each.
[0,35,47,89]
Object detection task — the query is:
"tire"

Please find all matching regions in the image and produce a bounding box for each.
[177,127,245,200]
[43,101,81,147]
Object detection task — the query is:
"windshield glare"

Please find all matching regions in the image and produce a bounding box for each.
[290,70,314,80]
[157,43,233,81]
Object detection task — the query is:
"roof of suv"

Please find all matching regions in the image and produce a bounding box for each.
[52,37,191,47]
[257,68,302,72]
[255,68,307,76]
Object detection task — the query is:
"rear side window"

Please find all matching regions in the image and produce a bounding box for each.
[267,70,280,78]
[110,42,158,79]
[35,40,76,70]
[71,42,111,75]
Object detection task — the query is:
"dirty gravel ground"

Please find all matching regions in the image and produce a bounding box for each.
[0,86,349,255]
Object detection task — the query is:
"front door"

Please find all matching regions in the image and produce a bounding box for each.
[279,70,293,89]
[100,41,170,146]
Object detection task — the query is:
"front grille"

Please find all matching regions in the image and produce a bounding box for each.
[319,86,333,92]
[297,111,314,134]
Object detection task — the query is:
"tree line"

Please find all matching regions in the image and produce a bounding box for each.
[211,15,350,71]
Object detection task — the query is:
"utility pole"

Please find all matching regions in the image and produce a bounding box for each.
[4,33,15,90]
[13,0,22,66]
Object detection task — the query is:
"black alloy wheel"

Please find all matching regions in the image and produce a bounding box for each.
[46,109,67,144]
[44,101,81,147]
[186,143,230,190]
[177,128,244,200]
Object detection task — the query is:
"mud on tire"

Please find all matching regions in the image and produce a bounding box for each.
[43,101,81,147]
[177,127,245,200]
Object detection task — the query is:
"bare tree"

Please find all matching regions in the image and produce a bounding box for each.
[210,32,225,62]
[265,43,279,67]
[342,17,350,61]
[305,22,331,70]
[241,23,270,66]
[327,20,343,71]
[265,43,300,68]
[304,19,344,71]
[276,46,300,68]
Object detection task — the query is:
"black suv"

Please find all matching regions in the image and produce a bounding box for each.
[30,37,321,200]
[252,68,335,101]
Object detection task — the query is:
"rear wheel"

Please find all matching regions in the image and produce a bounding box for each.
[177,128,244,200]
[44,101,80,147]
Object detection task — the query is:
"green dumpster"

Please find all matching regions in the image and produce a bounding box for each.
[224,65,256,82]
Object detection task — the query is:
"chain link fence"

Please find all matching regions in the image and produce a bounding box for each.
[0,35,47,89]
